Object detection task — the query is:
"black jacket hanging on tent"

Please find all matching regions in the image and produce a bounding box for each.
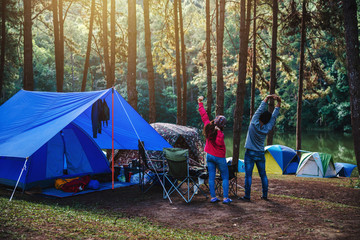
[100,100,110,127]
[91,99,110,138]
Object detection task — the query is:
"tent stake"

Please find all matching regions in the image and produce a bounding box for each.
[9,157,29,202]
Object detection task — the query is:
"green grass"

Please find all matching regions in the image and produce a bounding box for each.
[0,197,222,240]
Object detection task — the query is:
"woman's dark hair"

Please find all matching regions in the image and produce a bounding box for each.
[203,120,217,141]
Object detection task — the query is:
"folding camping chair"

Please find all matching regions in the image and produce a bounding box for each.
[138,140,166,193]
[163,148,207,203]
[215,164,239,197]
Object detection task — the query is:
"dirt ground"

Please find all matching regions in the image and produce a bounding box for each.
[20,173,358,239]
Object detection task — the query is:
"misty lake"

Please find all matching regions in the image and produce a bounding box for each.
[224,130,356,165]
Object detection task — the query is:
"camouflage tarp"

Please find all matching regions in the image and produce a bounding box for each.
[113,122,205,167]
[150,123,205,166]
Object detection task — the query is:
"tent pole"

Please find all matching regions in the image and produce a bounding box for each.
[9,157,29,202]
[112,87,115,189]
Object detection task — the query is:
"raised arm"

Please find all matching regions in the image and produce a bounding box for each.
[198,96,210,125]
[251,95,276,123]
[262,95,281,132]
[275,95,281,108]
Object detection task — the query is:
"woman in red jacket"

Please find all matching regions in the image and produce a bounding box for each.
[198,96,232,204]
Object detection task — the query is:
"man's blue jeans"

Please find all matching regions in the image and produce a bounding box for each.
[207,153,229,198]
[244,149,268,199]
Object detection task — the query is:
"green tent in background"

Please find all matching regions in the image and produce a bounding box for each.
[296,152,337,178]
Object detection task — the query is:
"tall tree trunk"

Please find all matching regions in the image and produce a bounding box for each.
[206,0,212,116]
[216,0,225,116]
[267,0,278,145]
[250,0,257,118]
[174,0,182,124]
[127,0,137,109]
[144,0,156,123]
[343,0,360,175]
[108,0,115,88]
[59,0,64,91]
[0,0,7,97]
[52,0,64,92]
[296,0,306,156]
[23,0,34,91]
[70,51,75,87]
[103,0,111,86]
[179,0,187,125]
[52,0,60,91]
[81,0,95,92]
[232,0,251,167]
[107,0,115,167]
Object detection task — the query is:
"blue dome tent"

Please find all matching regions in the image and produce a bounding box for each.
[253,145,300,175]
[335,162,357,177]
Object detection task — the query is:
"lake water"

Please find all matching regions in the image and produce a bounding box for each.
[224,130,356,165]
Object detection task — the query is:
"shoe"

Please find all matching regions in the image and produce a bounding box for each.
[238,196,251,202]
[210,197,220,203]
[261,196,269,201]
[222,198,233,204]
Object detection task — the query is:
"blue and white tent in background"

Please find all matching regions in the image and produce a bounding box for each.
[238,159,245,173]
[0,89,171,191]
[335,162,357,177]
[226,157,245,173]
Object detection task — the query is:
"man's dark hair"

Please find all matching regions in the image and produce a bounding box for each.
[259,111,272,124]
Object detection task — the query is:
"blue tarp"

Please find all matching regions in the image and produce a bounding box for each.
[0,89,171,158]
[40,182,135,198]
[0,89,172,190]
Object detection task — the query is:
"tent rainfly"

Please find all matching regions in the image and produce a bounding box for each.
[0,89,172,191]
[296,152,336,178]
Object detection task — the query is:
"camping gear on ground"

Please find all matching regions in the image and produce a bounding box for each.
[55,176,91,193]
[129,172,154,184]
[253,145,299,175]
[138,140,166,193]
[60,175,90,193]
[55,177,80,190]
[0,89,171,196]
[124,165,140,182]
[117,166,126,182]
[87,180,100,190]
[150,122,205,166]
[296,152,337,178]
[335,162,357,177]
[163,148,207,203]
